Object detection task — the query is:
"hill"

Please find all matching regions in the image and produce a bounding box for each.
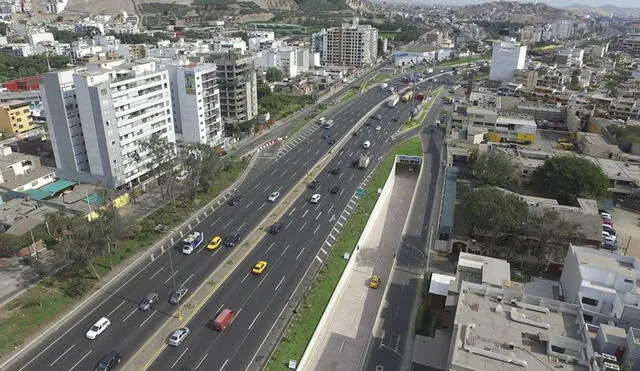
[564,3,640,16]
[457,1,577,24]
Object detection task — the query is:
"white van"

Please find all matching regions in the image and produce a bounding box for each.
[363,141,371,149]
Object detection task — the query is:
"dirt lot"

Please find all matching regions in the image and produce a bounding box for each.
[611,208,640,257]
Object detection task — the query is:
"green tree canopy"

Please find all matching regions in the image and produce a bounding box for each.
[265,67,283,82]
[532,155,610,204]
[470,151,518,188]
[257,84,271,98]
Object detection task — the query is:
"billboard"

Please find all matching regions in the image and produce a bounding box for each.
[184,71,196,95]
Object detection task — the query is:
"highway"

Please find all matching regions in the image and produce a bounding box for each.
[148,85,420,371]
[5,66,459,371]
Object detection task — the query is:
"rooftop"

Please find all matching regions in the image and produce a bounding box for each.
[450,282,590,371]
[457,252,511,288]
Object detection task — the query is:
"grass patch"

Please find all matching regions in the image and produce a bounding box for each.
[436,56,485,67]
[266,137,423,370]
[0,158,249,358]
[379,32,397,40]
[0,285,75,355]
[371,73,393,83]
[340,88,359,103]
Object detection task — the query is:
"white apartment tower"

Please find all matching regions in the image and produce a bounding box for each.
[168,63,223,146]
[489,40,527,82]
[40,59,175,188]
[317,17,378,67]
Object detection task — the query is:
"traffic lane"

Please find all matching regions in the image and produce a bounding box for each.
[197,123,405,370]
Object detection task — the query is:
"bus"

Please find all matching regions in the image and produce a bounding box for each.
[324,120,334,129]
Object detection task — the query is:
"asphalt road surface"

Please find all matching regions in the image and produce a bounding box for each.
[6,67,458,371]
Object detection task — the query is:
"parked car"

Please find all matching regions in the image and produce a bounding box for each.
[169,287,189,305]
[168,327,190,347]
[139,292,159,311]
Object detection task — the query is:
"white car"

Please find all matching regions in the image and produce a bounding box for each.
[363,141,371,149]
[86,317,111,339]
[310,194,321,204]
[375,126,382,131]
[267,191,280,202]
[168,327,191,347]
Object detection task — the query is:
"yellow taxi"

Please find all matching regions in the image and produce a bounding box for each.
[207,236,222,250]
[252,261,268,274]
[369,275,381,289]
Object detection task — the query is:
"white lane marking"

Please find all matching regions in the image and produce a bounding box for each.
[164,270,179,284]
[313,225,321,234]
[288,207,296,216]
[315,212,322,220]
[324,240,331,247]
[281,244,290,257]
[286,220,293,228]
[67,350,92,371]
[50,344,75,366]
[123,308,137,322]
[349,173,355,181]
[320,248,328,255]
[210,216,222,227]
[266,242,275,253]
[299,222,307,232]
[223,219,233,228]
[275,276,286,291]
[171,347,189,369]
[302,210,309,218]
[220,358,230,371]
[329,234,336,240]
[296,248,306,260]
[241,273,250,283]
[195,353,208,370]
[238,222,247,231]
[315,255,323,263]
[244,200,254,209]
[150,266,165,280]
[252,182,262,190]
[216,304,224,315]
[257,203,265,211]
[337,221,344,227]
[248,312,261,330]
[181,273,194,287]
[107,301,126,317]
[139,311,157,328]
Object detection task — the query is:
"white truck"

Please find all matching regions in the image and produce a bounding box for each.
[379,83,388,90]
[359,156,370,169]
[387,94,399,107]
[182,231,204,255]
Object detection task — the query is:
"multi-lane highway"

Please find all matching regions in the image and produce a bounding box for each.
[5,66,458,371]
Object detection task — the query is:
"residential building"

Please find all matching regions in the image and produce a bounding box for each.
[211,37,247,54]
[211,52,258,126]
[254,47,310,78]
[489,40,527,82]
[47,0,68,13]
[0,43,36,57]
[40,60,175,189]
[0,145,55,193]
[167,63,223,146]
[556,48,584,68]
[619,33,640,57]
[0,101,35,135]
[315,17,378,67]
[424,31,442,45]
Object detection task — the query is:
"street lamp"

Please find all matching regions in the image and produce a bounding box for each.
[166,245,183,320]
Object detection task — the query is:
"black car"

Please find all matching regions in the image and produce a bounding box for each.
[268,222,285,234]
[352,131,358,136]
[328,138,336,145]
[95,351,121,371]
[223,233,241,248]
[372,114,382,120]
[227,195,242,206]
[330,186,340,194]
[392,117,399,122]
[351,159,360,167]
[329,168,341,175]
[365,121,372,126]
[308,180,319,190]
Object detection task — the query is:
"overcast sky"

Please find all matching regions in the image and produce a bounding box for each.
[383,0,639,8]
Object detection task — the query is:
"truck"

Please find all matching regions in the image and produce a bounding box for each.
[426,68,433,74]
[379,83,388,90]
[213,309,235,331]
[401,91,413,102]
[182,231,204,255]
[359,156,370,169]
[387,94,399,107]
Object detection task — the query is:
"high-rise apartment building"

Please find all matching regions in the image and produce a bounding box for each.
[619,33,640,57]
[489,40,527,82]
[168,63,223,146]
[40,59,175,188]
[314,17,378,67]
[211,52,258,126]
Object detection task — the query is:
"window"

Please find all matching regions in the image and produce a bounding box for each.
[624,279,634,284]
[581,297,598,307]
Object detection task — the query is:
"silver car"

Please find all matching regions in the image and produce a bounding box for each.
[138,292,159,311]
[169,287,188,305]
[168,327,190,347]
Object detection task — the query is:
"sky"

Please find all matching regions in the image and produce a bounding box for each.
[380,0,640,8]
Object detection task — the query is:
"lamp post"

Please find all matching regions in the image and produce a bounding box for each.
[166,245,183,320]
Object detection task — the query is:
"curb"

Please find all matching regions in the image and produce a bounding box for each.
[0,154,258,371]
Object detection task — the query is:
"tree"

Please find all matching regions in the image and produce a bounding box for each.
[257,84,272,98]
[470,151,518,188]
[528,209,582,273]
[136,133,178,203]
[265,67,283,82]
[55,15,64,22]
[0,22,7,36]
[531,155,610,205]
[178,143,220,201]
